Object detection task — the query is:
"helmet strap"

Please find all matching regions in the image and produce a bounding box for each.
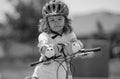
[51,30,63,39]
[53,0,56,2]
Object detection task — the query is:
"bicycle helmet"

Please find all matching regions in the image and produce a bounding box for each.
[42,0,69,17]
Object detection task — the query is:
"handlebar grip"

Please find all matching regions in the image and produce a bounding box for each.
[92,47,101,52]
[79,47,101,52]
[31,60,44,67]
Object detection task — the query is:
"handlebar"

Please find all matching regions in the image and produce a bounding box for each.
[30,55,62,67]
[30,47,101,67]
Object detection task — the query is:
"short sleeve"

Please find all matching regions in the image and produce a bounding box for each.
[67,32,77,42]
[68,32,84,48]
[38,32,49,49]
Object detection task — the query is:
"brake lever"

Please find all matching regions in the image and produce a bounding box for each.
[66,47,101,58]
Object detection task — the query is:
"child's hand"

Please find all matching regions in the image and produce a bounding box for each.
[71,42,82,53]
[44,46,55,58]
[40,46,47,54]
[41,55,52,65]
[25,76,39,79]
[43,61,51,65]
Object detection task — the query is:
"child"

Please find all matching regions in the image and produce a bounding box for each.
[29,0,93,79]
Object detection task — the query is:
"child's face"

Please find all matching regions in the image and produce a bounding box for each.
[48,15,65,33]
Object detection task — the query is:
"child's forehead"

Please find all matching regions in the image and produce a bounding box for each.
[48,15,64,19]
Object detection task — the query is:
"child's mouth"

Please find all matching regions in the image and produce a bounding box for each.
[55,26,61,28]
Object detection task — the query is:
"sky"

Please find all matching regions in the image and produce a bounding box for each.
[0,0,19,24]
[63,0,120,16]
[0,0,120,23]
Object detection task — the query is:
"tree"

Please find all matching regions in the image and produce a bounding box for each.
[93,20,107,40]
[7,0,49,43]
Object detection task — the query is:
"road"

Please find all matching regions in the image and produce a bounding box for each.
[0,58,120,79]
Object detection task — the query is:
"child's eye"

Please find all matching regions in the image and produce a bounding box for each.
[50,19,55,21]
[58,18,62,20]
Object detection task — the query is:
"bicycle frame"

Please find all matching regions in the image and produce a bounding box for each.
[28,47,101,79]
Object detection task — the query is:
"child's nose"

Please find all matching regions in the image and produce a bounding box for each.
[54,22,58,26]
[54,19,59,23]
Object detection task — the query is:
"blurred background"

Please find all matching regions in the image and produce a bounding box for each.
[0,0,120,79]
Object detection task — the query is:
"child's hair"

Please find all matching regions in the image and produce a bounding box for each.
[38,16,73,34]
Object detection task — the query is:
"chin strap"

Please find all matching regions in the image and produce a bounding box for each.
[51,30,63,39]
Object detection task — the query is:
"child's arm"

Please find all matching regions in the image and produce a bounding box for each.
[38,33,55,60]
[67,32,94,58]
[25,76,39,79]
[67,32,84,53]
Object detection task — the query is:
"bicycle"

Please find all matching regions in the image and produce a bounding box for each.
[26,44,101,79]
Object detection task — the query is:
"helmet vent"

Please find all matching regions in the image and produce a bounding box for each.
[53,0,56,2]
[57,4,61,12]
[42,0,69,17]
[47,5,51,11]
[52,4,56,11]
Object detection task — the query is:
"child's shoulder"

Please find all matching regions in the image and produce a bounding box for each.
[39,32,48,37]
[66,31,76,37]
[38,32,49,39]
